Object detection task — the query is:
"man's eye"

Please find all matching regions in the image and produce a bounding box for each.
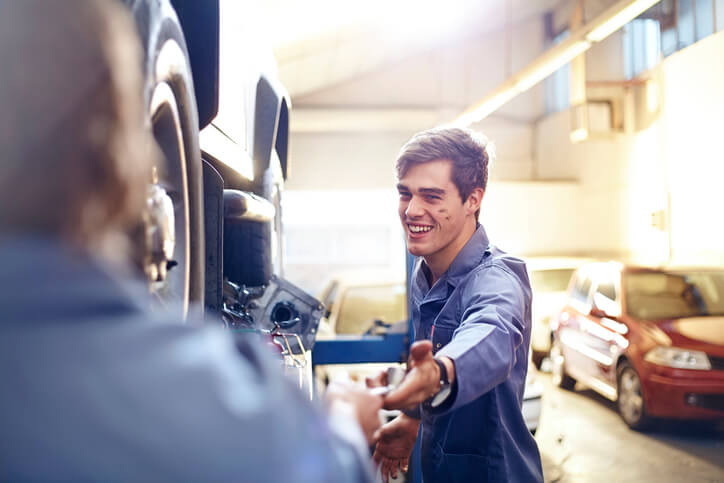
[425,195,441,201]
[399,192,411,200]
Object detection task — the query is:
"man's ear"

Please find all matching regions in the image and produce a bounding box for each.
[466,187,484,215]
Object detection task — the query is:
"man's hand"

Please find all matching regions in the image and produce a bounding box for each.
[372,414,420,483]
[383,340,451,410]
[325,382,383,445]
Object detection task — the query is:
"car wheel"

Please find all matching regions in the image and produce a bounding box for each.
[133,0,204,314]
[617,361,652,430]
[551,338,576,390]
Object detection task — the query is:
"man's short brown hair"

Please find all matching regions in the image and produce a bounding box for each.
[395,127,493,214]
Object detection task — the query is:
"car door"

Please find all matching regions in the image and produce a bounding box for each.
[582,272,628,397]
[557,270,595,377]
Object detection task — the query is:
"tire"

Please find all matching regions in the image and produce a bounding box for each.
[224,219,272,287]
[617,361,652,430]
[131,0,204,313]
[551,338,576,390]
[224,149,283,288]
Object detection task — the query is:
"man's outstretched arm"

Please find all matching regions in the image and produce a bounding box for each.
[380,265,527,412]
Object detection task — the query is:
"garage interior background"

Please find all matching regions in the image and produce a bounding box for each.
[249,0,724,294]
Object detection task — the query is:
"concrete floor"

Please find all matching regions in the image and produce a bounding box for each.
[535,372,724,483]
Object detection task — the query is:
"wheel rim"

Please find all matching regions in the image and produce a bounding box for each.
[147,81,190,315]
[618,368,644,425]
[551,340,564,386]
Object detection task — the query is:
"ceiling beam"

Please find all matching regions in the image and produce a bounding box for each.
[453,0,662,126]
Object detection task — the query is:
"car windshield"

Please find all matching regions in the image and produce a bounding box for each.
[530,268,575,293]
[624,270,724,320]
[336,284,407,334]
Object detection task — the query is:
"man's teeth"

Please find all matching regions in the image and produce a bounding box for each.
[409,225,432,233]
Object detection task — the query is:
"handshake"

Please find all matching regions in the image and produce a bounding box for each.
[325,340,454,481]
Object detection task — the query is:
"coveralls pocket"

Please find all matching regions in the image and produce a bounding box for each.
[437,395,493,481]
[441,452,489,483]
[431,324,455,354]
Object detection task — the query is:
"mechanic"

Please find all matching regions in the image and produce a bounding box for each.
[369,127,544,482]
[0,1,378,481]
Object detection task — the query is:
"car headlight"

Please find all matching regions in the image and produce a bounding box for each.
[644,346,711,370]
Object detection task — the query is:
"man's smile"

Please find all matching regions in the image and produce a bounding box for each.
[407,223,434,237]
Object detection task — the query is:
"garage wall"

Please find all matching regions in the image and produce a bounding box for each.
[282,189,406,295]
[535,108,638,261]
[287,14,547,187]
[481,181,586,256]
[534,31,724,267]
[282,10,724,289]
[285,131,411,191]
[657,31,724,266]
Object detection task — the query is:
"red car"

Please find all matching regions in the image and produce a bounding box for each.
[550,262,724,429]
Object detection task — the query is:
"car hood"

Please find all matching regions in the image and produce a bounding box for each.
[656,316,724,355]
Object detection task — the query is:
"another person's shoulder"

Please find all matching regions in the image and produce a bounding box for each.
[112,310,275,385]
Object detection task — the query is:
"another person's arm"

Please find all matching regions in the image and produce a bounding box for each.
[158,325,378,483]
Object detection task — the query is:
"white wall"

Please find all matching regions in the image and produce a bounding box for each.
[282,190,406,295]
[655,32,724,266]
[286,16,548,187]
[533,31,724,267]
[285,131,411,191]
[481,181,587,256]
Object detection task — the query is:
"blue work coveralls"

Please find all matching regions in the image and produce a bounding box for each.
[0,238,373,482]
[409,225,543,482]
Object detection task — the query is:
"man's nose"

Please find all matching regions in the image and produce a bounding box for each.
[405,196,424,218]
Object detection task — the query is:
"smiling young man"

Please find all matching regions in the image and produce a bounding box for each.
[370,128,543,482]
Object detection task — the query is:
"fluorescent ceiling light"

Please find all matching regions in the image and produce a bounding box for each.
[515,40,590,93]
[453,40,590,126]
[586,0,662,42]
[453,88,520,126]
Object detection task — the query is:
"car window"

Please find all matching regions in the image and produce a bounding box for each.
[335,284,407,334]
[624,271,724,319]
[530,268,575,293]
[596,280,617,302]
[571,273,593,304]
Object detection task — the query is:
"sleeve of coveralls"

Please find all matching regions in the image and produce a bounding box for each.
[434,264,528,413]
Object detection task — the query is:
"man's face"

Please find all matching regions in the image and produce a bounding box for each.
[397,159,478,264]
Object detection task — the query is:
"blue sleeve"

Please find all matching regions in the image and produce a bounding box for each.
[435,264,529,412]
[202,328,375,483]
[136,325,376,483]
